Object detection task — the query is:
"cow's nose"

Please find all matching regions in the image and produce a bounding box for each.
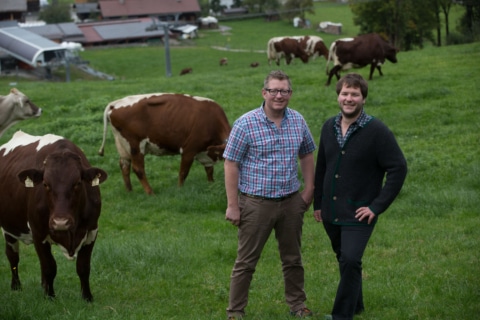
[50,218,71,231]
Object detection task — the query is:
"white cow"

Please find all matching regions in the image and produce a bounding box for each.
[0,88,42,137]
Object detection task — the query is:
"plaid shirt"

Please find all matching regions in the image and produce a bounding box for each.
[223,104,316,198]
[334,110,373,148]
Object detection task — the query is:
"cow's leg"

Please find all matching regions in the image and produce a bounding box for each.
[204,166,214,182]
[369,63,376,80]
[5,235,21,290]
[119,158,133,191]
[326,66,342,86]
[34,240,57,299]
[178,153,195,186]
[130,148,153,195]
[76,242,94,302]
[114,135,133,191]
[285,55,292,65]
[376,66,384,76]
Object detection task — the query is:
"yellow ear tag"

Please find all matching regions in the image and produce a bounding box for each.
[25,177,34,188]
[92,176,100,187]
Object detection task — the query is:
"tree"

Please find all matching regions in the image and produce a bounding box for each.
[431,0,455,46]
[38,3,72,24]
[350,0,437,50]
[210,0,222,14]
[439,0,453,38]
[458,0,480,42]
[242,0,280,13]
[283,0,315,20]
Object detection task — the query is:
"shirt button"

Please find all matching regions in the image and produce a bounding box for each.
[335,174,340,178]
[334,218,339,222]
[333,196,337,200]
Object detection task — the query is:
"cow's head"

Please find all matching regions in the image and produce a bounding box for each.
[9,88,42,120]
[206,144,227,162]
[17,151,107,232]
[385,46,399,63]
[0,89,42,138]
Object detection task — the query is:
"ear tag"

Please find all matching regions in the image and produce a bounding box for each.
[92,176,100,187]
[25,177,34,188]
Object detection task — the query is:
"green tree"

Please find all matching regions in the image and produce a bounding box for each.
[210,0,222,13]
[233,0,243,7]
[350,0,437,50]
[38,3,72,24]
[242,0,280,13]
[283,0,315,20]
[458,0,480,41]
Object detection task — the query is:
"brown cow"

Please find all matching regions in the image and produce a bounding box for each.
[306,35,329,61]
[0,131,108,301]
[267,36,310,66]
[98,93,231,195]
[0,88,42,137]
[180,67,193,75]
[220,57,228,66]
[325,33,399,86]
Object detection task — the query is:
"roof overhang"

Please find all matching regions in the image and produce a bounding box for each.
[0,27,67,67]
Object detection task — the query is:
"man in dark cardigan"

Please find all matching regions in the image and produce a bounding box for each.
[313,73,407,320]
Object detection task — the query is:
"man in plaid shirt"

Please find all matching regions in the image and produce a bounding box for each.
[224,70,316,319]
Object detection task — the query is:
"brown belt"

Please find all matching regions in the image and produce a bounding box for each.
[240,191,298,202]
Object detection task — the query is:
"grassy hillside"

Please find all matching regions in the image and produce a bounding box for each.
[0,3,478,320]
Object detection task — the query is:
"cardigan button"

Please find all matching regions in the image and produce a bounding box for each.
[333,196,337,200]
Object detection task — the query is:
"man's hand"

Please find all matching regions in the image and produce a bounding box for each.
[355,207,376,224]
[225,206,241,226]
[313,210,322,222]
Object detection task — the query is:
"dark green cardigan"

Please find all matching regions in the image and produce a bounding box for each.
[313,116,407,225]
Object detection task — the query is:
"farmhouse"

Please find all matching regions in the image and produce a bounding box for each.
[0,0,202,77]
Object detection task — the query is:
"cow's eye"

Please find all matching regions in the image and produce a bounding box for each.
[43,182,50,191]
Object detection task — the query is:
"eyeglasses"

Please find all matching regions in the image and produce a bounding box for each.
[264,88,291,97]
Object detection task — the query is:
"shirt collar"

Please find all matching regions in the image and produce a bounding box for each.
[260,102,289,122]
[335,109,370,128]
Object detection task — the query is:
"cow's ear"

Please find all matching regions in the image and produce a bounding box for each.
[18,169,43,187]
[83,168,108,186]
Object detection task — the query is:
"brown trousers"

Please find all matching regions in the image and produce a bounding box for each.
[227,192,309,317]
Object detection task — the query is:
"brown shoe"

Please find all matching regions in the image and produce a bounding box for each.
[290,307,313,318]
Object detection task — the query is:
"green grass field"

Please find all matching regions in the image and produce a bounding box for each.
[0,3,478,320]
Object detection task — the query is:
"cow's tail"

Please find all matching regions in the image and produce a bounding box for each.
[98,105,110,156]
[326,41,336,75]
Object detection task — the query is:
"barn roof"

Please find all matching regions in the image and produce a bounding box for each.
[1,0,27,12]
[24,22,86,43]
[98,0,201,19]
[77,18,166,45]
[0,26,66,67]
[73,3,101,15]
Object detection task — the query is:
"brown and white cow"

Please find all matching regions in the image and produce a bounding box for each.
[98,93,231,195]
[0,88,42,137]
[325,33,399,86]
[306,35,329,61]
[0,131,108,301]
[267,36,310,66]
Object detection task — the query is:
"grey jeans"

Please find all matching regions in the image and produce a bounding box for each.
[227,192,309,317]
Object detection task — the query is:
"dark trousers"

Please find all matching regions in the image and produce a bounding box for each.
[323,223,375,320]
